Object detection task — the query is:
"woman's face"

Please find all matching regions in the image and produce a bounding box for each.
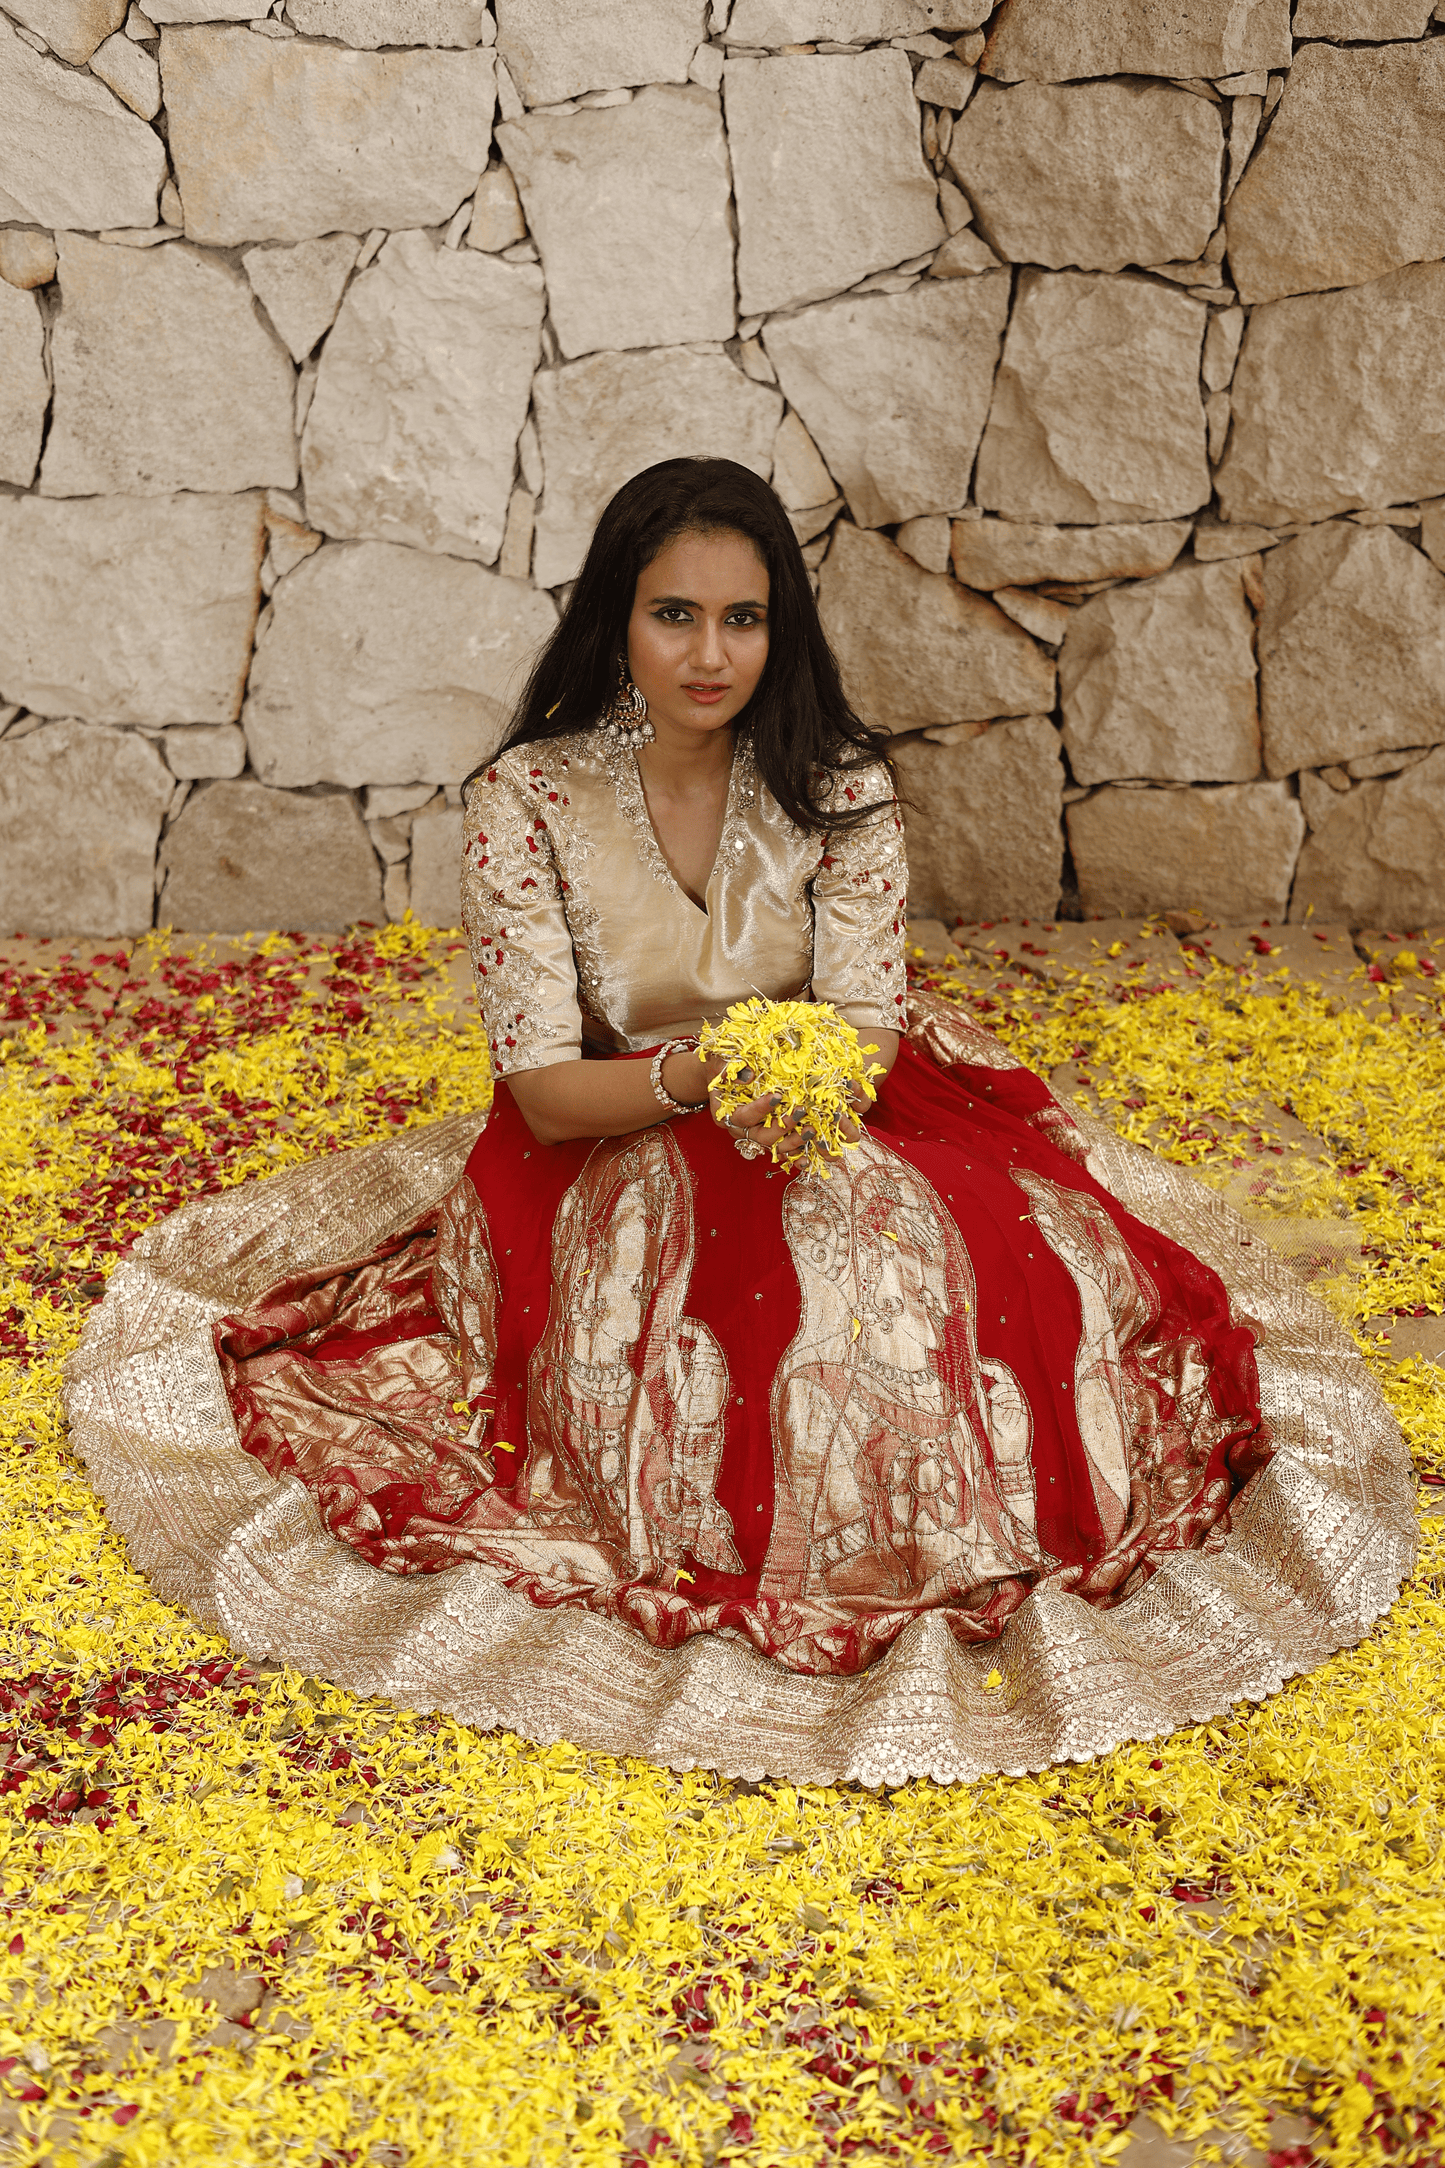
[626,528,770,741]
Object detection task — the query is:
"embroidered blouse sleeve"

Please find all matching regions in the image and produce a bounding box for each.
[460,761,583,1077]
[808,763,909,1036]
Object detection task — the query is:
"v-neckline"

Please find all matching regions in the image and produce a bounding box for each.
[608,733,756,918]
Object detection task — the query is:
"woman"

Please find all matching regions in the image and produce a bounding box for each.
[69,462,1414,1785]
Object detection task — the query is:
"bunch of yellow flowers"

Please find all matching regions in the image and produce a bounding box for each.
[699,995,885,1178]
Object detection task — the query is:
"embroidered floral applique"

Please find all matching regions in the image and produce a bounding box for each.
[462,755,585,1075]
[810,762,909,1031]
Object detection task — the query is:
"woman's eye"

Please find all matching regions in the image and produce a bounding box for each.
[651,608,765,626]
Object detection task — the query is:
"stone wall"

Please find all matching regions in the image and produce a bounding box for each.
[3,0,1445,937]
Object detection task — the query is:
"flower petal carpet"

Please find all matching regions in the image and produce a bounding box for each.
[0,916,1440,2168]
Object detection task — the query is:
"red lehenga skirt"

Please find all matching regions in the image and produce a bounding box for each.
[67,995,1414,1784]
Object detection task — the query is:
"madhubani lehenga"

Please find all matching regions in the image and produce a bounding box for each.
[67,734,1415,1784]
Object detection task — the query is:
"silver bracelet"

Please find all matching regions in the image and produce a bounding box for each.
[650,1037,699,1115]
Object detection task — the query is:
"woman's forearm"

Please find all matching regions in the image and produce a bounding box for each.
[507,1047,713,1145]
[507,1026,901,1149]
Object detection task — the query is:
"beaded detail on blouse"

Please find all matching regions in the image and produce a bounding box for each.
[460,730,908,1075]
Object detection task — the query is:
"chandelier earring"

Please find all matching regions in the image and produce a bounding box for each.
[600,654,655,750]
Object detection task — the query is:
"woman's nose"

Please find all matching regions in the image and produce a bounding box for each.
[690,617,728,669]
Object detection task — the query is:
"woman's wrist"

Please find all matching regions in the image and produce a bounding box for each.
[660,1047,713,1109]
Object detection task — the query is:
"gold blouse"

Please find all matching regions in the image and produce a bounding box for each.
[460,729,908,1074]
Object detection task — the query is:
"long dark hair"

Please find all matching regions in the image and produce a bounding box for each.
[468,459,891,834]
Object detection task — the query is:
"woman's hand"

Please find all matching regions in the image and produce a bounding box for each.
[709,1078,807,1163]
[709,1051,884,1167]
[707,1063,804,1162]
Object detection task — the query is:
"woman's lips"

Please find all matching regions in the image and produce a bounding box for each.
[684,683,729,704]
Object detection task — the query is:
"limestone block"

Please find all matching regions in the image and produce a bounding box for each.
[1257,524,1445,778]
[763,275,1008,528]
[1346,747,1432,781]
[0,493,265,725]
[993,585,1071,644]
[974,270,1210,524]
[467,165,527,250]
[950,516,1188,589]
[162,723,246,778]
[895,515,951,574]
[937,178,972,234]
[1225,94,1262,198]
[1218,263,1445,526]
[517,415,542,495]
[981,0,1291,82]
[158,782,382,933]
[91,227,182,247]
[0,720,172,937]
[0,229,57,289]
[727,53,945,318]
[892,715,1063,921]
[263,503,322,583]
[0,282,48,490]
[40,234,297,498]
[0,16,166,232]
[531,348,781,590]
[287,0,495,41]
[494,0,702,106]
[771,411,835,511]
[1227,43,1445,307]
[145,1,254,15]
[1201,304,1244,393]
[1420,499,1445,575]
[949,81,1222,273]
[1068,782,1304,922]
[302,233,543,567]
[369,813,413,866]
[928,229,1002,278]
[1191,521,1277,564]
[497,88,733,359]
[88,29,161,117]
[1293,0,1431,30]
[382,863,411,921]
[6,0,126,65]
[1060,560,1260,786]
[408,802,467,926]
[789,502,842,549]
[498,486,534,580]
[242,236,360,365]
[162,29,497,247]
[1297,769,1343,833]
[494,52,523,115]
[914,57,976,107]
[817,523,1055,734]
[1290,750,1445,927]
[728,2,991,35]
[365,784,438,819]
[241,541,557,786]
